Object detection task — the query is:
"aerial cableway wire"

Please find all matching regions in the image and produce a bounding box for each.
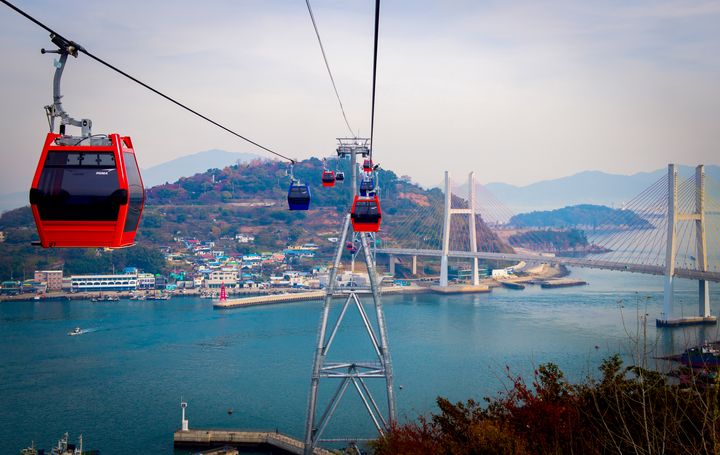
[0,0,296,164]
[304,0,354,137]
[369,0,380,158]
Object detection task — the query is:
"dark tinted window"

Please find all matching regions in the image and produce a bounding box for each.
[289,186,309,198]
[36,150,122,221]
[123,152,145,232]
[353,200,380,221]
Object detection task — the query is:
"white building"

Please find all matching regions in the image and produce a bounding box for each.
[236,234,255,244]
[70,274,137,292]
[137,273,156,290]
[206,269,239,289]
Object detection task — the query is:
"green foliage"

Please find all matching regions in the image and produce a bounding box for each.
[509,204,653,230]
[508,229,588,251]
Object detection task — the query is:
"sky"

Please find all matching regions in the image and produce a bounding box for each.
[1,0,719,195]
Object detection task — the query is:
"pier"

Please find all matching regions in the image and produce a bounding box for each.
[173,429,334,455]
[213,285,427,309]
[540,279,588,289]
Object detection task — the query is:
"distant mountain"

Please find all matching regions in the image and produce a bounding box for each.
[483,165,720,213]
[140,149,260,187]
[509,204,653,230]
[0,192,28,214]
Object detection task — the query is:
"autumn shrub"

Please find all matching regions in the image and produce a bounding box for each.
[372,356,720,455]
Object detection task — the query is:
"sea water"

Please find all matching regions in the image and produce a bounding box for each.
[1,268,718,453]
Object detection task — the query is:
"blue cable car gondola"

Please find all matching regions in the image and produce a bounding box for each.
[287,181,311,210]
[336,171,345,181]
[359,176,375,196]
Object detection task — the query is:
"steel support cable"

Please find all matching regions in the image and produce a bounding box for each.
[704,192,720,270]
[676,182,694,268]
[677,178,695,267]
[369,0,380,158]
[400,198,442,250]
[708,221,720,272]
[304,0,354,137]
[609,184,669,264]
[593,177,666,258]
[613,189,668,265]
[454,182,527,251]
[389,201,440,249]
[0,0,295,163]
[633,195,670,265]
[674,178,693,268]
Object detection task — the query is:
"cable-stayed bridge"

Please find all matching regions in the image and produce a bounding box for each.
[376,164,720,326]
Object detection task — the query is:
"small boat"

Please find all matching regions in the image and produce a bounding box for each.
[500,281,525,290]
[68,327,82,336]
[681,343,720,368]
[19,441,38,455]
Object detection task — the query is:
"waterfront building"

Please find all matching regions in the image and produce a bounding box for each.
[0,280,21,295]
[319,271,370,288]
[70,274,138,292]
[34,270,64,291]
[206,269,239,289]
[137,273,156,290]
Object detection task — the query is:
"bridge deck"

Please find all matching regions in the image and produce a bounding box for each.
[376,248,720,283]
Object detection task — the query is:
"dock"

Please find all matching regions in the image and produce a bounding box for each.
[213,285,427,309]
[499,281,526,290]
[540,279,588,289]
[429,284,491,294]
[173,429,334,455]
[656,316,717,327]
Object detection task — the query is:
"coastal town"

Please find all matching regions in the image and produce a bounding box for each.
[0,231,583,302]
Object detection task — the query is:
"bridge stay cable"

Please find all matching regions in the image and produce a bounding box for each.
[0,0,296,164]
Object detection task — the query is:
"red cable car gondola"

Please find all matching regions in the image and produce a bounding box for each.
[322,170,336,187]
[29,132,145,248]
[362,159,373,172]
[28,37,146,248]
[350,195,382,232]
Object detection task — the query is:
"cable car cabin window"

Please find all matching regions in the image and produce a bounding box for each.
[289,186,310,198]
[36,150,122,221]
[123,152,145,232]
[353,200,381,221]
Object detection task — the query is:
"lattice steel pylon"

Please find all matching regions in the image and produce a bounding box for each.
[303,139,396,454]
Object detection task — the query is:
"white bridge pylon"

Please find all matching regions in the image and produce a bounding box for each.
[376,165,719,327]
[439,171,480,287]
[660,164,713,325]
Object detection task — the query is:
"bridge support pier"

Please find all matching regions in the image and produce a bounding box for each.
[389,255,396,276]
[412,256,417,276]
[661,164,677,322]
[694,165,711,318]
[658,164,715,327]
[439,171,481,287]
[468,172,480,286]
[440,171,451,287]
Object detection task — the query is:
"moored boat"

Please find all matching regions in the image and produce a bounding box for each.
[680,343,720,368]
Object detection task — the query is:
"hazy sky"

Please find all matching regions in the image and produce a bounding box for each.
[1,0,719,195]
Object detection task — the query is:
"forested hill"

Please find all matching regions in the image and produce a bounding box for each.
[509,204,653,230]
[0,157,510,278]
